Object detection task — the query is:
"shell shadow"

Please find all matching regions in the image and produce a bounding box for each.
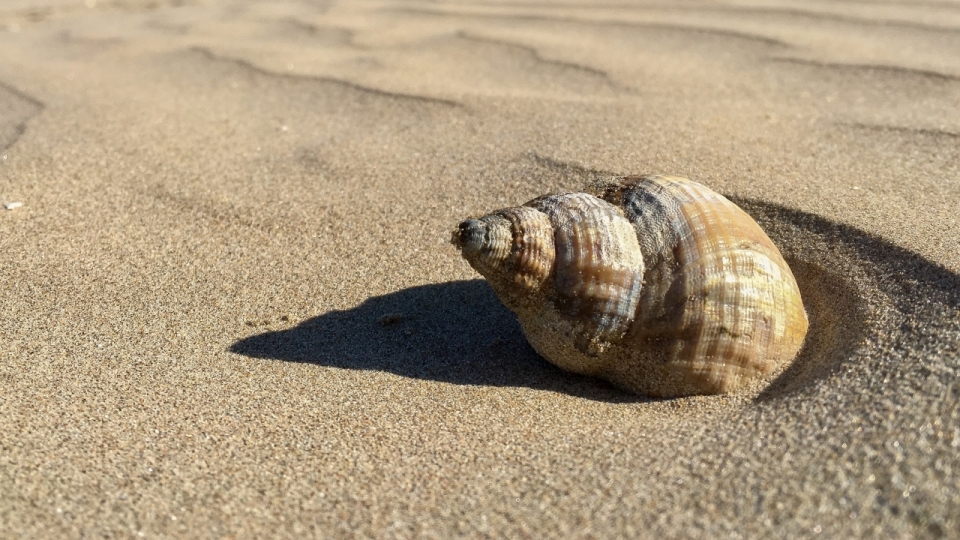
[229,279,644,402]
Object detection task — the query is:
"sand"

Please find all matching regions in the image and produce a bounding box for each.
[1,0,959,537]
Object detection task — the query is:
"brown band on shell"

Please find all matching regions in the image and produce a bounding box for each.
[497,206,556,292]
[526,193,645,355]
[591,175,687,272]
[591,176,693,335]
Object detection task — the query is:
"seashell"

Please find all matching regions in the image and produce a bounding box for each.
[451,175,809,397]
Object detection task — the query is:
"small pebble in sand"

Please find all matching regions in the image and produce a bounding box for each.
[379,313,405,326]
[4,202,23,210]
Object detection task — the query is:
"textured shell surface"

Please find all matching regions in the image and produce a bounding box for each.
[452,175,809,398]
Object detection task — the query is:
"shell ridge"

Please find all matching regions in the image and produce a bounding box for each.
[527,193,645,354]
[500,206,556,293]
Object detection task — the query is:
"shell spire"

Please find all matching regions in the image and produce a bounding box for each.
[453,175,809,397]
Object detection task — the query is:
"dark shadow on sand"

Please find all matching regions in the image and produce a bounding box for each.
[230,278,642,402]
[231,198,960,402]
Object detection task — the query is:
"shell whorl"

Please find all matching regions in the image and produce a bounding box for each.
[453,175,809,397]
[525,193,645,355]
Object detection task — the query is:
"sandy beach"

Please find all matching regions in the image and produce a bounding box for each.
[2,0,959,537]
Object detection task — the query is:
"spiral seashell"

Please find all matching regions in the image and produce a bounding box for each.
[452,175,809,397]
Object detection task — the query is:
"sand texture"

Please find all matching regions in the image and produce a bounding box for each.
[2,0,960,538]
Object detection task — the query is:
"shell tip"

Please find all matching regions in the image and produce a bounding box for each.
[451,218,485,256]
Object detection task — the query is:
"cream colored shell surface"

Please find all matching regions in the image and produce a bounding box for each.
[452,175,809,397]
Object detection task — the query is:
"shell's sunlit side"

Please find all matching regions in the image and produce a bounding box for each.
[452,175,809,398]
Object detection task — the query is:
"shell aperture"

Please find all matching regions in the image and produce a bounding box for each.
[452,175,809,397]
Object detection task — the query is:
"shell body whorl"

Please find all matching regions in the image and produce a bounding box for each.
[452,175,809,397]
